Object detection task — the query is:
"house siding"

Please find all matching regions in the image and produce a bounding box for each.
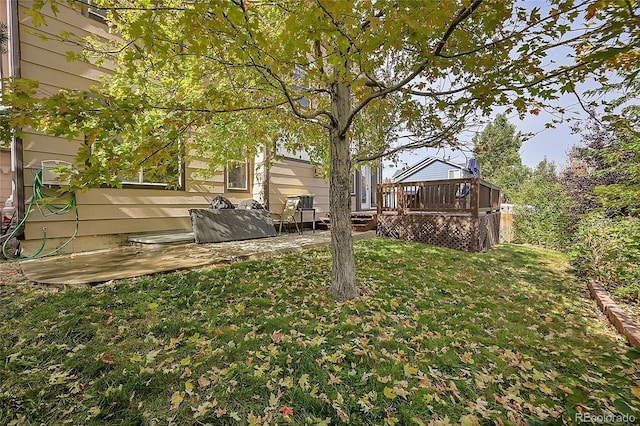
[268,158,329,221]
[396,159,470,182]
[17,3,215,253]
[11,3,334,255]
[1,149,10,204]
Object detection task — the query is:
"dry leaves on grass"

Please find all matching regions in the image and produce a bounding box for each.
[0,261,25,286]
[1,241,639,425]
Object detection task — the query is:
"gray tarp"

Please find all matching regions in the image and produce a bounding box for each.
[189,208,276,244]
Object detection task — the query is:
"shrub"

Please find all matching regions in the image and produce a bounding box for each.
[570,213,640,302]
[512,180,571,251]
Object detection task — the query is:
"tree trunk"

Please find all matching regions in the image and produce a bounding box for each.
[328,78,358,301]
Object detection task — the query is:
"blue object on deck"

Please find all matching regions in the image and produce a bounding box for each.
[460,158,480,197]
[460,183,471,197]
[468,157,480,178]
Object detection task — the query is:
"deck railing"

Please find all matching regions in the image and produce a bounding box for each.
[377,178,501,216]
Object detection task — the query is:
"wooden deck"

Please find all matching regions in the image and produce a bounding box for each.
[376,178,501,252]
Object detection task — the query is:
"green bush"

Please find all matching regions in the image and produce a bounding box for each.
[570,213,640,301]
[512,180,571,250]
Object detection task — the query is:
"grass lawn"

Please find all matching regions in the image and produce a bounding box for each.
[1,239,639,425]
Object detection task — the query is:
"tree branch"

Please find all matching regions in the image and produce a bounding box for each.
[340,0,484,136]
[436,1,587,60]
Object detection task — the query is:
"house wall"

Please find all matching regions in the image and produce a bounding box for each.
[0,149,10,204]
[268,158,329,223]
[397,159,470,182]
[15,3,329,256]
[17,3,209,255]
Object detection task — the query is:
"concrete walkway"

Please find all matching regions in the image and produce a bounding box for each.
[20,231,375,286]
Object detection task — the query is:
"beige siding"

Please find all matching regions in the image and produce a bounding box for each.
[16,4,223,255]
[1,149,10,204]
[16,3,331,255]
[268,158,329,222]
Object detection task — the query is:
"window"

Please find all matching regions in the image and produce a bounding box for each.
[86,136,183,190]
[448,169,462,179]
[119,167,180,188]
[350,172,356,195]
[275,140,311,162]
[84,0,107,22]
[226,161,249,191]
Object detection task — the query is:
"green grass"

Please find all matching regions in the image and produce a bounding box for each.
[1,239,638,425]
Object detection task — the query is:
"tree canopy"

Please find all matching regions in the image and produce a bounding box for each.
[1,0,638,299]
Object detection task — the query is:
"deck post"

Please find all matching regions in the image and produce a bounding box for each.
[377,184,382,216]
[397,184,404,216]
[471,179,479,252]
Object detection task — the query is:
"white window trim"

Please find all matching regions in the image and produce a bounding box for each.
[83,0,108,21]
[119,168,173,187]
[226,161,249,191]
[448,169,462,179]
[275,140,311,162]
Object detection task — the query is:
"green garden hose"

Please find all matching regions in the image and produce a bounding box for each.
[2,169,79,260]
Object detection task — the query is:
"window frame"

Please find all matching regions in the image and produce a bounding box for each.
[275,140,312,163]
[448,169,462,179]
[85,136,184,190]
[225,160,250,192]
[118,168,182,189]
[82,0,108,23]
[350,172,356,195]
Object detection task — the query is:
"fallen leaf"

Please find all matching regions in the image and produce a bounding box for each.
[170,391,184,410]
[328,373,342,385]
[198,376,211,388]
[279,405,294,417]
[185,380,194,396]
[460,414,481,426]
[404,364,419,378]
[539,383,553,395]
[299,374,310,390]
[100,353,115,364]
[377,375,391,383]
[192,401,212,418]
[383,387,397,399]
[337,408,349,423]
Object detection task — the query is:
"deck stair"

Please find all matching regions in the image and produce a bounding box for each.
[351,212,377,232]
[128,231,195,246]
[316,212,377,232]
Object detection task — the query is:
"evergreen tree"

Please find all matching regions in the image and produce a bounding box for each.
[472,114,529,202]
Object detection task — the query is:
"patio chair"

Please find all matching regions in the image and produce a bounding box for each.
[273,197,301,235]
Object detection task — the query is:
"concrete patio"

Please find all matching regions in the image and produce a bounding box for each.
[19,231,375,286]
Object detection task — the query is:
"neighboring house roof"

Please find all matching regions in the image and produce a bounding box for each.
[392,156,468,182]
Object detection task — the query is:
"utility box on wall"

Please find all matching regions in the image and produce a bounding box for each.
[41,160,72,186]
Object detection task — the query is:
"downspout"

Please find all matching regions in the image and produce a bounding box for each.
[7,0,23,238]
[263,145,270,209]
[354,169,360,211]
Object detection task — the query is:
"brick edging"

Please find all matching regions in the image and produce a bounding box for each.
[588,281,640,349]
